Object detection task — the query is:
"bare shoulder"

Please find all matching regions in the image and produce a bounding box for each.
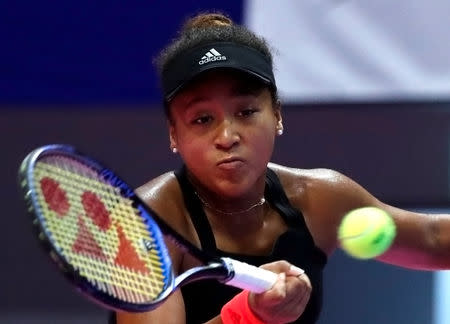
[267,162,353,222]
[267,162,349,201]
[136,171,180,206]
[268,163,378,254]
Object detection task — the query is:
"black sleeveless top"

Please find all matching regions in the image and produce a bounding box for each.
[175,166,327,324]
[108,167,327,324]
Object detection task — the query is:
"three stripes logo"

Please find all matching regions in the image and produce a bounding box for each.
[198,48,227,65]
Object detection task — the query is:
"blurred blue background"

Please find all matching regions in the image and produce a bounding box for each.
[1,1,449,323]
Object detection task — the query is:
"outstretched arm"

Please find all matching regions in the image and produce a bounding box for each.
[375,203,450,270]
[297,168,450,270]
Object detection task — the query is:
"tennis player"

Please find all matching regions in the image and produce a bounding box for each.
[113,12,450,324]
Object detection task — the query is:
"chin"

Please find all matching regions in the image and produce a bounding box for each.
[215,174,262,197]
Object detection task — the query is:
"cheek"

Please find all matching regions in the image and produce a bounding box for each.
[177,136,209,162]
[248,126,277,161]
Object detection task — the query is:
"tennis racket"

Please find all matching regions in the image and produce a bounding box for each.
[19,144,277,312]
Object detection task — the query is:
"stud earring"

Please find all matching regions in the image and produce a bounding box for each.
[171,147,178,153]
[276,121,284,136]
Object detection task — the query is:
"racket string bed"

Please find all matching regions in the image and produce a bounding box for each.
[21,145,280,312]
[32,156,170,304]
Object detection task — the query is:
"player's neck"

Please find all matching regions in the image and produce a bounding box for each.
[187,176,266,223]
[195,190,266,214]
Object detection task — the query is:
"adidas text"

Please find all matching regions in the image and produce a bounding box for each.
[198,48,227,65]
[199,55,227,65]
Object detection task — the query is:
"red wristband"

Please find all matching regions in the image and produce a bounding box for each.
[221,290,266,324]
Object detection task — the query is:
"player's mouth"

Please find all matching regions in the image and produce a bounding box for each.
[217,157,244,170]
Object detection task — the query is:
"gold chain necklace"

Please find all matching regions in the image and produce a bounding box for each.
[194,191,266,215]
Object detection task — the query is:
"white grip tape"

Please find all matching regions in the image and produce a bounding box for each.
[222,257,278,293]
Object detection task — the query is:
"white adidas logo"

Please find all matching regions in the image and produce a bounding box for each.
[198,48,227,65]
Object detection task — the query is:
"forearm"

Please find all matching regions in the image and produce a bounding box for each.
[428,213,450,266]
[404,212,450,269]
[378,209,450,270]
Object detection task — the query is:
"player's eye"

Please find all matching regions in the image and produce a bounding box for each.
[192,115,213,125]
[237,108,258,118]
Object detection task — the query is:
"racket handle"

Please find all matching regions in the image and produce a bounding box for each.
[221,257,278,293]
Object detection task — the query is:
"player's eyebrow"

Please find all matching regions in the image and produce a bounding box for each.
[230,81,264,97]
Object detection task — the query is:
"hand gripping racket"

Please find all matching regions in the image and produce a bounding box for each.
[19,144,277,312]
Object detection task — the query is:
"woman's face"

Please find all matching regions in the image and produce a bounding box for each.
[168,70,282,198]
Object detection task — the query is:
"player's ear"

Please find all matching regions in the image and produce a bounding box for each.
[274,100,282,123]
[273,100,283,135]
[167,120,178,153]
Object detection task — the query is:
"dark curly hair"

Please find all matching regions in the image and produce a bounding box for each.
[155,12,278,114]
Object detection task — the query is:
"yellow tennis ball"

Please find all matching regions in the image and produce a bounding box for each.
[338,207,396,259]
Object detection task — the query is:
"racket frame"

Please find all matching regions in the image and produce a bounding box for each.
[19,144,239,312]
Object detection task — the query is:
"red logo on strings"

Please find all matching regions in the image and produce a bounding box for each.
[40,177,70,217]
[39,176,150,274]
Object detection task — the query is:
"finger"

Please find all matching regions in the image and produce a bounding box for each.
[284,273,312,307]
[286,265,305,277]
[263,275,312,323]
[285,274,312,299]
[259,260,294,273]
[252,272,287,305]
[267,272,287,300]
[281,288,311,322]
[292,283,311,318]
[280,276,312,321]
[281,273,312,305]
[293,272,311,290]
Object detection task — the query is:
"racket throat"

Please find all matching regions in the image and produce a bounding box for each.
[175,262,231,287]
